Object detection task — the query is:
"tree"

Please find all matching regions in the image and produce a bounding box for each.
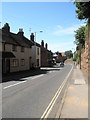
[75,2,90,20]
[55,51,62,63]
[74,26,85,48]
[74,2,90,69]
[65,50,73,58]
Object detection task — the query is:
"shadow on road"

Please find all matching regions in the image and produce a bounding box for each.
[2,67,60,83]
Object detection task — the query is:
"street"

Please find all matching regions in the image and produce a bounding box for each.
[2,64,73,118]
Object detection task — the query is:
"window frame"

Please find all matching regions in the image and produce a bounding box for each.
[21,59,25,66]
[37,47,39,55]
[12,44,17,52]
[21,46,25,52]
[11,59,19,67]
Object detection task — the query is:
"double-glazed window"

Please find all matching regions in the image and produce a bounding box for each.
[21,59,25,66]
[21,46,24,52]
[12,45,17,51]
[11,59,18,67]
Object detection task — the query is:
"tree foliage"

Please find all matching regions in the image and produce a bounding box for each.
[74,26,85,48]
[75,2,90,20]
[73,51,80,64]
[65,50,73,58]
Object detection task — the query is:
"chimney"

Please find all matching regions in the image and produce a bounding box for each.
[18,28,24,36]
[41,40,44,47]
[45,43,48,49]
[30,33,34,42]
[2,23,10,32]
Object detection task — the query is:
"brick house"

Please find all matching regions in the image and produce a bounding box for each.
[41,40,53,67]
[1,23,33,74]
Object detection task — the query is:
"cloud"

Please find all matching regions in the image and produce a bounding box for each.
[53,23,86,36]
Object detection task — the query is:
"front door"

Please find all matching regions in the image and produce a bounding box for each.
[6,59,10,73]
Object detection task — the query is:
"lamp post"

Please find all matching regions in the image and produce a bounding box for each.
[0,22,1,28]
[34,31,43,68]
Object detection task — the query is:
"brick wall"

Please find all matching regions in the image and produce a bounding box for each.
[81,41,88,73]
[88,22,90,77]
[81,22,90,75]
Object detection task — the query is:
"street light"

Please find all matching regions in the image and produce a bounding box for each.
[0,22,1,28]
[34,31,43,42]
[34,30,43,68]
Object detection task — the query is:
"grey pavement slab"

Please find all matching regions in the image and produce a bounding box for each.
[60,66,88,118]
[60,85,88,118]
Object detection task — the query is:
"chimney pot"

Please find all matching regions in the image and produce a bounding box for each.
[41,40,44,47]
[18,28,24,36]
[45,43,48,49]
[30,33,34,42]
[2,23,10,32]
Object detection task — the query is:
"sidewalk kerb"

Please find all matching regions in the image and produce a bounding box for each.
[55,83,70,119]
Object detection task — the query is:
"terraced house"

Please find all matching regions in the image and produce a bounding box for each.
[30,33,41,68]
[1,23,33,74]
[41,40,53,67]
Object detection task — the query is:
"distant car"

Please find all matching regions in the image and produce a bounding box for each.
[60,62,64,67]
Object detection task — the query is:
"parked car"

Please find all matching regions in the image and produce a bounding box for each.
[60,62,64,67]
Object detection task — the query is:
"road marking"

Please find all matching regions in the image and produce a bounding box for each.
[3,81,27,89]
[40,66,73,119]
[31,74,44,79]
[74,79,86,85]
[3,74,44,89]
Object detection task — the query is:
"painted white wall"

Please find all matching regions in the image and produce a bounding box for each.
[31,45,41,68]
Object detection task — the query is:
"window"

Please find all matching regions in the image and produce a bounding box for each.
[21,59,25,66]
[21,46,24,52]
[37,59,39,67]
[12,45,17,51]
[11,59,18,67]
[37,48,39,55]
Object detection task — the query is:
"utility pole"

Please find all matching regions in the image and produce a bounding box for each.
[34,31,43,68]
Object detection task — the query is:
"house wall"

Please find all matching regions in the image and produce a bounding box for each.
[31,45,36,67]
[36,46,41,67]
[31,45,41,68]
[0,42,2,51]
[3,44,32,73]
[41,48,48,67]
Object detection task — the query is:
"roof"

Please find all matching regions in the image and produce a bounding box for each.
[53,53,58,57]
[10,33,34,47]
[1,29,34,48]
[36,42,41,47]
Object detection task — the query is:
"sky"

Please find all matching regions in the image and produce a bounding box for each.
[1,2,86,53]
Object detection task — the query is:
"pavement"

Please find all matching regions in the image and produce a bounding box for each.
[57,65,88,119]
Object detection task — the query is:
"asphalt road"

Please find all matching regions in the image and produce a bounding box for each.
[2,64,73,118]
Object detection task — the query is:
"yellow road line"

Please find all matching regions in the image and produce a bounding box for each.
[40,66,73,119]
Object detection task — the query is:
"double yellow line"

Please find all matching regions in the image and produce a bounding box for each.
[40,66,73,119]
